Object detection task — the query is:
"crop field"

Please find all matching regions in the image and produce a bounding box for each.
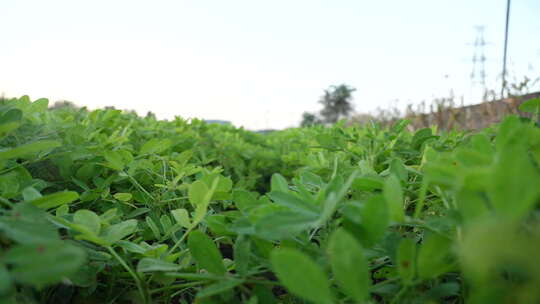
[0,96,539,304]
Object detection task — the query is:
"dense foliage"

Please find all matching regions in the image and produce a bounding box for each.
[301,84,356,126]
[0,96,539,304]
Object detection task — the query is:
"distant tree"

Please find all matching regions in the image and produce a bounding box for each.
[50,100,78,110]
[319,84,356,123]
[300,112,320,127]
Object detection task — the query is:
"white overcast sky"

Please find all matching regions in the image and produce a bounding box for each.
[1,0,539,130]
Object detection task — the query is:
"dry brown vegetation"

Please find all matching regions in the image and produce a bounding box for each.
[349,91,540,131]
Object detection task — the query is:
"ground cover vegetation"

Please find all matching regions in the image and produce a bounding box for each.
[0,96,539,304]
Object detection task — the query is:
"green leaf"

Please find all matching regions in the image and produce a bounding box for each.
[270,173,289,192]
[0,203,59,244]
[67,263,99,288]
[146,216,161,239]
[117,240,147,254]
[454,148,492,168]
[0,121,20,136]
[318,173,356,225]
[389,158,408,181]
[495,115,531,150]
[206,214,233,237]
[233,235,251,277]
[31,98,49,112]
[192,178,219,225]
[268,191,319,217]
[459,220,540,287]
[100,208,118,223]
[392,119,410,133]
[102,220,138,245]
[488,130,540,219]
[125,207,150,219]
[215,176,233,193]
[469,133,494,155]
[412,128,436,149]
[346,195,389,247]
[0,263,12,295]
[55,204,69,216]
[137,258,182,272]
[397,238,417,285]
[171,208,192,228]
[422,162,458,188]
[188,230,226,275]
[383,175,405,223]
[254,211,318,240]
[300,171,324,188]
[29,191,79,209]
[353,176,384,191]
[22,187,42,201]
[76,163,99,181]
[233,190,258,212]
[196,279,243,299]
[0,140,61,160]
[189,180,209,207]
[113,192,132,201]
[327,229,370,302]
[270,248,333,304]
[316,133,340,147]
[0,218,58,244]
[425,282,460,300]
[70,223,105,245]
[140,138,172,155]
[4,242,86,286]
[103,150,124,171]
[12,201,47,220]
[0,108,22,124]
[418,234,453,279]
[160,214,173,232]
[518,98,540,113]
[73,210,101,236]
[455,189,490,223]
[252,285,278,304]
[0,172,20,199]
[19,95,31,104]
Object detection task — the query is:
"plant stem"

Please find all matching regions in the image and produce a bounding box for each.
[413,179,428,219]
[126,172,155,201]
[149,281,206,294]
[390,285,408,304]
[167,226,193,255]
[0,197,14,208]
[107,246,149,304]
[369,277,399,291]
[244,279,281,286]
[0,160,30,175]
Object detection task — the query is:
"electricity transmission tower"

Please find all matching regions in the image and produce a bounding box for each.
[470,26,488,100]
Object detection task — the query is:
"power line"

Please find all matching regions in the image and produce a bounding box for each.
[501,0,511,98]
